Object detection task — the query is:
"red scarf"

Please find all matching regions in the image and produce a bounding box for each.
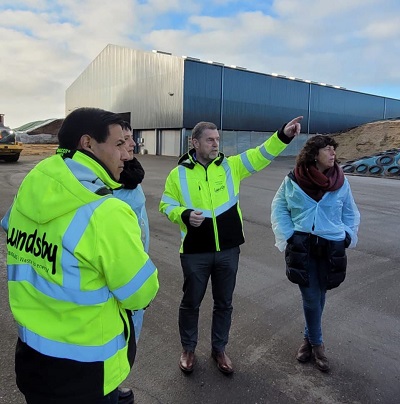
[294,162,344,201]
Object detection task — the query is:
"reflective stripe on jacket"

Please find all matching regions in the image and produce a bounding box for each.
[160,131,288,253]
[1,152,159,398]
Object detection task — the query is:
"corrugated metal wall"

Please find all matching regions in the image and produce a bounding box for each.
[66,45,184,129]
[385,98,400,119]
[308,86,385,133]
[182,59,400,135]
[182,62,309,132]
[222,69,308,131]
[182,61,222,128]
[66,46,400,156]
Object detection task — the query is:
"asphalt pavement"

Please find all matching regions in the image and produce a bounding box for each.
[0,154,399,404]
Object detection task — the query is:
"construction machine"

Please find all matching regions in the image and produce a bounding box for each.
[0,114,23,162]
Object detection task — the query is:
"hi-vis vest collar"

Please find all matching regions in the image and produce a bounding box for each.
[71,150,122,190]
[57,148,122,190]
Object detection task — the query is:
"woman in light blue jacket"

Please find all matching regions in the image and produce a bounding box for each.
[271,135,360,372]
[115,123,149,344]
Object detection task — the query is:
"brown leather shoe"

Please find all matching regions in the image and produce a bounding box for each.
[211,350,234,374]
[179,350,195,373]
[312,344,330,372]
[296,338,312,363]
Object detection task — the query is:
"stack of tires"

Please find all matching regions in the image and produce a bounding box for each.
[341,148,400,177]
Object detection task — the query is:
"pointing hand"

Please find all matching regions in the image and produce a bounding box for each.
[284,116,303,138]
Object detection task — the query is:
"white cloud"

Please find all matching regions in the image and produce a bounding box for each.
[0,0,399,128]
[140,0,199,14]
[143,0,400,91]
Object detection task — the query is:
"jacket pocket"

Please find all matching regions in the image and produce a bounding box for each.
[285,232,310,287]
[326,240,347,289]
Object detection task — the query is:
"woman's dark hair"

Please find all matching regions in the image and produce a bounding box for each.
[296,135,338,167]
[58,107,124,150]
[121,121,132,131]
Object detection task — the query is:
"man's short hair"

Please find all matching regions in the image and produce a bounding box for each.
[58,107,124,150]
[191,122,218,141]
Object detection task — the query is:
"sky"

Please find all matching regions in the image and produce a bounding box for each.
[1,0,399,129]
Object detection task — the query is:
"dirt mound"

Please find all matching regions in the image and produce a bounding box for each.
[332,119,400,162]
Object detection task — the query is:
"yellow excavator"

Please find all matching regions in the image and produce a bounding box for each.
[0,114,23,162]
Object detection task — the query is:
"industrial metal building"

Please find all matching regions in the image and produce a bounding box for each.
[66,44,400,156]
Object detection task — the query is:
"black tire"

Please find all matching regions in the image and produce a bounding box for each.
[368,165,383,175]
[1,154,20,162]
[342,164,355,173]
[385,166,400,176]
[376,155,394,166]
[355,163,368,174]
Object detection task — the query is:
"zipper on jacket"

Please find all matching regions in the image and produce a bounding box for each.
[204,164,220,251]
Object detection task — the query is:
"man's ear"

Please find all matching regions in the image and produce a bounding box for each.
[192,138,198,149]
[79,134,92,152]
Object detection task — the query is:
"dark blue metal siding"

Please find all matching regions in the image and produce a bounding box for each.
[182,61,399,135]
[222,69,309,131]
[309,86,384,133]
[385,98,400,119]
[183,61,222,128]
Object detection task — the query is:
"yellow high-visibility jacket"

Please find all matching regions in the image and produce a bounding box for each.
[160,131,290,253]
[1,151,159,400]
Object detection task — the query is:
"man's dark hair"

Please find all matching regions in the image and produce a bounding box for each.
[58,107,124,150]
[296,135,338,167]
[191,121,218,141]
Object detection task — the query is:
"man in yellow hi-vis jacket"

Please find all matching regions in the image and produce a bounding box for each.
[160,117,302,375]
[1,108,159,403]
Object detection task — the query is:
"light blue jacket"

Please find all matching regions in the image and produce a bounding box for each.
[114,185,149,343]
[271,175,360,252]
[115,185,149,253]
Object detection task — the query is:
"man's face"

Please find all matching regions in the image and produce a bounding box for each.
[90,124,129,180]
[193,128,220,164]
[122,128,136,160]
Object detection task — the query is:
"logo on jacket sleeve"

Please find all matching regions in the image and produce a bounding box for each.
[6,228,58,274]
